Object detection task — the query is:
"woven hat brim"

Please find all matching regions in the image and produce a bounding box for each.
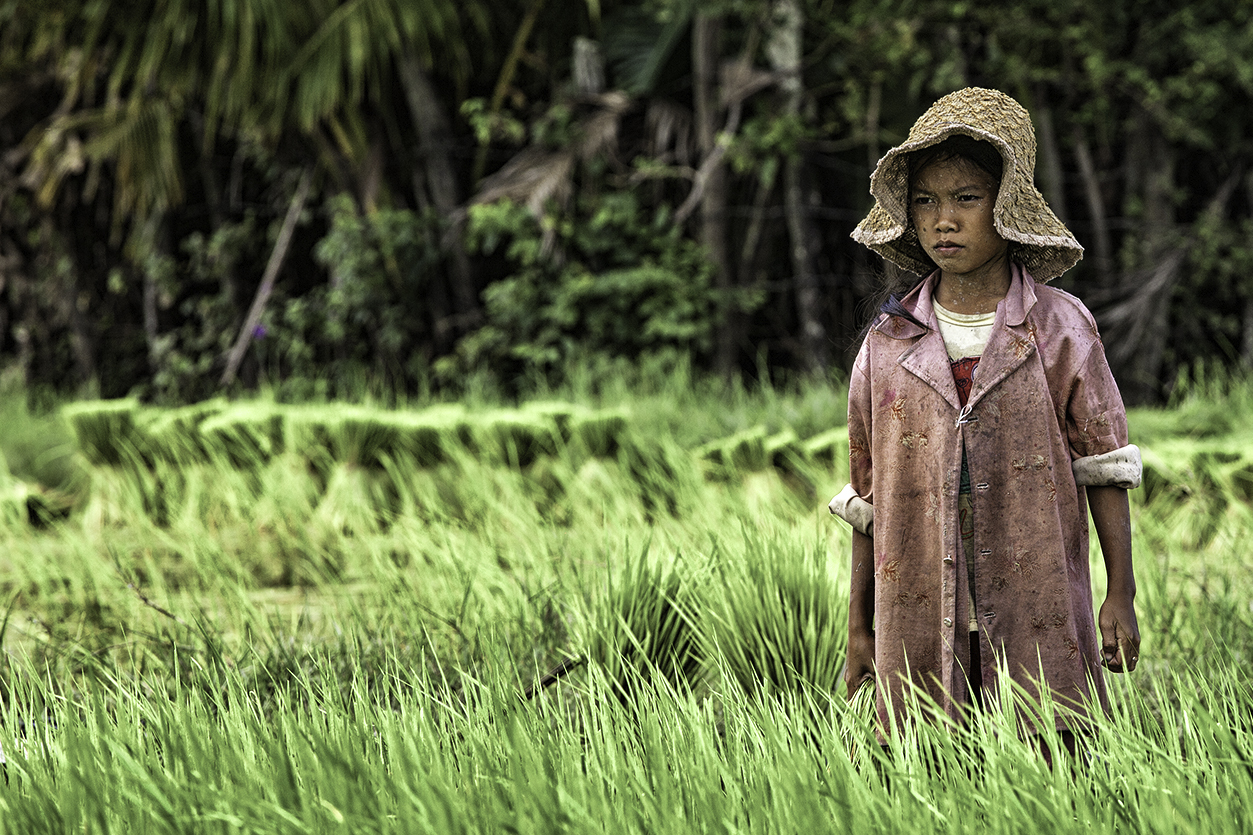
[851,94,1084,282]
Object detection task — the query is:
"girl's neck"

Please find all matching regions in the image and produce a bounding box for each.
[934,261,1012,315]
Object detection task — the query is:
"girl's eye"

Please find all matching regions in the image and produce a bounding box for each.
[957,193,981,202]
[913,196,935,206]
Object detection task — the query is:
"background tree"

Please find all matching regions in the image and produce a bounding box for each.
[0,0,1251,404]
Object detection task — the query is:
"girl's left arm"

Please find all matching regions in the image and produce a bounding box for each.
[1088,485,1139,672]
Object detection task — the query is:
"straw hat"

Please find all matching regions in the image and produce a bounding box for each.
[851,87,1083,282]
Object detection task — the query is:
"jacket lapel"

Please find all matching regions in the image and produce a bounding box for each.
[968,264,1038,406]
[886,274,963,411]
[898,328,962,410]
[886,265,1040,412]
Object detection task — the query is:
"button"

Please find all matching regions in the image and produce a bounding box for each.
[943,617,953,627]
[943,556,954,565]
[975,482,990,491]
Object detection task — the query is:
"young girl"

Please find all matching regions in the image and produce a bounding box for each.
[829,88,1142,742]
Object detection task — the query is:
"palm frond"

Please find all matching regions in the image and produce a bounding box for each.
[602,1,694,96]
[79,97,183,217]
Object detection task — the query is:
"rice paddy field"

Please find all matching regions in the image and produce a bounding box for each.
[0,362,1249,833]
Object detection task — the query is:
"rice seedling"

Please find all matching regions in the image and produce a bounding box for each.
[467,409,563,468]
[707,530,847,699]
[695,425,771,478]
[140,399,227,465]
[199,404,286,469]
[583,544,707,705]
[61,398,144,468]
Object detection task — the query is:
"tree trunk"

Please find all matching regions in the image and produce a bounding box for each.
[1242,295,1253,369]
[220,168,313,387]
[783,160,829,373]
[693,11,735,376]
[738,166,771,269]
[138,215,164,378]
[1244,174,1253,369]
[1102,127,1240,404]
[1111,117,1175,404]
[359,132,385,214]
[143,260,159,372]
[1032,94,1067,226]
[1072,124,1112,284]
[768,0,827,374]
[398,52,477,338]
[572,37,604,96]
[43,215,95,390]
[0,268,7,365]
[62,279,95,390]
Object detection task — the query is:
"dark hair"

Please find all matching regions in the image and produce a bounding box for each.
[907,134,1004,188]
[852,134,1007,347]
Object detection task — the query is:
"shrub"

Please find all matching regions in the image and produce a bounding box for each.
[448,192,721,382]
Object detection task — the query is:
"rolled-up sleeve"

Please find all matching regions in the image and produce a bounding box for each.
[1072,444,1142,488]
[831,343,876,533]
[829,483,875,536]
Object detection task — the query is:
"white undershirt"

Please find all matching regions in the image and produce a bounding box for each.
[933,301,996,360]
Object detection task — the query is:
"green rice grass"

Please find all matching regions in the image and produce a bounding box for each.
[0,371,1247,832]
[0,649,1248,833]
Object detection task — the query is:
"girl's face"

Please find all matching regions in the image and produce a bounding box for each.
[910,157,1009,282]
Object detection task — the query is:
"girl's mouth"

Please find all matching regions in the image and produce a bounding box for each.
[934,242,963,256]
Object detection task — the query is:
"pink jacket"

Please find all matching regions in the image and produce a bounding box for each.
[837,264,1139,733]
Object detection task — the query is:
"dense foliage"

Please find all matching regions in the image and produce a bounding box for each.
[1,0,1252,402]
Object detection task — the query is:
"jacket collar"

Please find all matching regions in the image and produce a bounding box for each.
[873,262,1036,340]
[1001,262,1036,327]
[881,263,1039,412]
